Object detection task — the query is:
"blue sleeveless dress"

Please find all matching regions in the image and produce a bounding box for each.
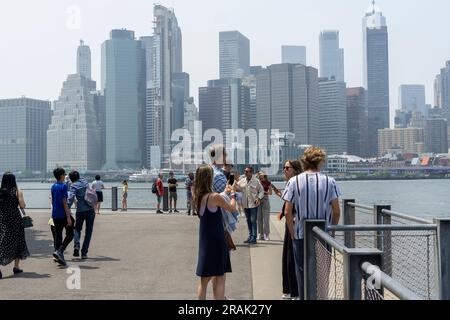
[196,195,232,277]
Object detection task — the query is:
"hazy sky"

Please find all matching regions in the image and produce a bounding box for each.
[1,0,449,124]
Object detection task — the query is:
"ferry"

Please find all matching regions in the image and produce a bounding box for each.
[129,168,186,182]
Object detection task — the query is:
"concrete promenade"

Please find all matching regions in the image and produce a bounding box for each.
[0,210,286,300]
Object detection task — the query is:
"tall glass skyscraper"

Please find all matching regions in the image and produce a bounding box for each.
[101,29,146,169]
[319,30,344,81]
[363,1,390,156]
[219,31,250,79]
[77,40,91,80]
[398,85,426,115]
[281,46,306,65]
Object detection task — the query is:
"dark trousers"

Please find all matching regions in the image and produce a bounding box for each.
[282,224,299,297]
[53,216,75,253]
[292,239,305,300]
[74,209,96,256]
[244,207,258,241]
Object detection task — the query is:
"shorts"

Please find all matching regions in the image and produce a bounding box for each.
[157,195,163,204]
[123,192,128,199]
[96,191,103,202]
[169,192,178,202]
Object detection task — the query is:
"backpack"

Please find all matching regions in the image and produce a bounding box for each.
[84,184,98,208]
[152,181,158,194]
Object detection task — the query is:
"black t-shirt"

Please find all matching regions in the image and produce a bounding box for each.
[168,178,178,192]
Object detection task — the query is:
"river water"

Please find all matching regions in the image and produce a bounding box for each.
[18,179,450,219]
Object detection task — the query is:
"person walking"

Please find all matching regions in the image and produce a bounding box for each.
[168,172,179,213]
[282,147,342,300]
[279,160,302,300]
[257,172,279,241]
[68,171,97,260]
[193,165,238,300]
[185,172,195,215]
[235,166,264,245]
[155,174,164,214]
[121,180,128,212]
[0,172,30,279]
[50,168,75,267]
[92,175,105,215]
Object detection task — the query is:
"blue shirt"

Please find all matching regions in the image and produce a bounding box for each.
[51,182,68,219]
[212,165,227,193]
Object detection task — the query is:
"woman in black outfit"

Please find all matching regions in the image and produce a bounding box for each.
[0,172,30,279]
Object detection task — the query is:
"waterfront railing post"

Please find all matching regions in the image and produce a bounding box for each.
[434,218,450,300]
[343,248,383,300]
[304,220,326,300]
[111,187,118,212]
[381,209,393,277]
[343,199,356,248]
[163,186,169,212]
[373,205,391,252]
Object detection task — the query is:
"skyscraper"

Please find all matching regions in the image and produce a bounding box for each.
[147,5,184,168]
[319,30,344,81]
[435,61,450,122]
[0,98,51,173]
[219,31,250,79]
[77,40,91,79]
[48,41,103,172]
[318,78,348,155]
[281,46,306,65]
[398,85,426,114]
[363,1,390,156]
[425,118,448,154]
[101,29,146,169]
[347,87,368,157]
[172,72,190,132]
[256,63,319,146]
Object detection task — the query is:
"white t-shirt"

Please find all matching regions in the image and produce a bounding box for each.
[92,180,105,192]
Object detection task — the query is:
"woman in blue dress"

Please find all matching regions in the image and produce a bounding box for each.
[193,165,238,300]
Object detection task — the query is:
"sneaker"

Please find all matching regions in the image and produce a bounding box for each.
[13,267,23,275]
[249,238,257,245]
[291,297,301,300]
[73,249,80,257]
[258,234,264,240]
[156,210,163,214]
[243,238,251,244]
[264,235,270,241]
[169,210,173,213]
[281,293,291,300]
[81,255,88,260]
[174,210,180,213]
[53,251,67,266]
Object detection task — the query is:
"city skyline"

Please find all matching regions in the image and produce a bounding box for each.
[1,0,449,127]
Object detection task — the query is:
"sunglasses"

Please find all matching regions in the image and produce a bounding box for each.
[283,166,293,171]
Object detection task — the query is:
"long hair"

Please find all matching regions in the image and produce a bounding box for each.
[287,160,303,176]
[193,165,214,212]
[1,172,18,192]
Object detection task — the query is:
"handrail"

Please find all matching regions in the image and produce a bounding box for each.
[347,203,373,211]
[312,226,345,254]
[329,224,438,232]
[361,262,423,300]
[381,209,433,225]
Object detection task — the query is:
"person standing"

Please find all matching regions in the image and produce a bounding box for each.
[279,160,302,300]
[209,144,227,194]
[0,172,30,279]
[283,147,342,300]
[257,172,279,241]
[68,171,97,260]
[50,168,74,267]
[185,172,195,215]
[121,180,128,212]
[193,165,238,300]
[235,166,265,245]
[168,172,179,213]
[155,174,164,214]
[92,175,105,215]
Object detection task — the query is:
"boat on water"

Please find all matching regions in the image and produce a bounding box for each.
[129,169,186,182]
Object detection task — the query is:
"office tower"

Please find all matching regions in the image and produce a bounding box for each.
[148,5,184,168]
[199,78,250,136]
[398,85,426,114]
[318,78,348,155]
[434,75,441,108]
[409,111,426,129]
[281,46,306,65]
[184,97,198,136]
[172,72,190,131]
[435,61,450,122]
[0,98,51,173]
[363,1,390,156]
[378,128,424,156]
[395,109,412,129]
[347,87,368,157]
[101,29,146,169]
[77,40,91,79]
[319,30,344,81]
[425,118,448,154]
[219,31,250,79]
[256,63,319,146]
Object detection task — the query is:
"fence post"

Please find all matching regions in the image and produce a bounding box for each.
[304,220,326,300]
[381,210,392,277]
[111,187,118,212]
[343,248,382,300]
[434,218,450,300]
[343,199,356,248]
[163,186,169,212]
[373,205,391,252]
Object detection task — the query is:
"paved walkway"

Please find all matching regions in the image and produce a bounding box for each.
[0,210,285,300]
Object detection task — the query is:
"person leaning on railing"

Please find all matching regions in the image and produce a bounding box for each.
[282,147,342,300]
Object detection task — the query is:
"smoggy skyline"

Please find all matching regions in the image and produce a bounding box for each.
[1,0,449,125]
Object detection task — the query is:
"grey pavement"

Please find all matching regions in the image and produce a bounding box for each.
[0,210,285,300]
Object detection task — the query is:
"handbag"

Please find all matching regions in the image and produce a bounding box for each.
[224,230,236,251]
[21,209,33,228]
